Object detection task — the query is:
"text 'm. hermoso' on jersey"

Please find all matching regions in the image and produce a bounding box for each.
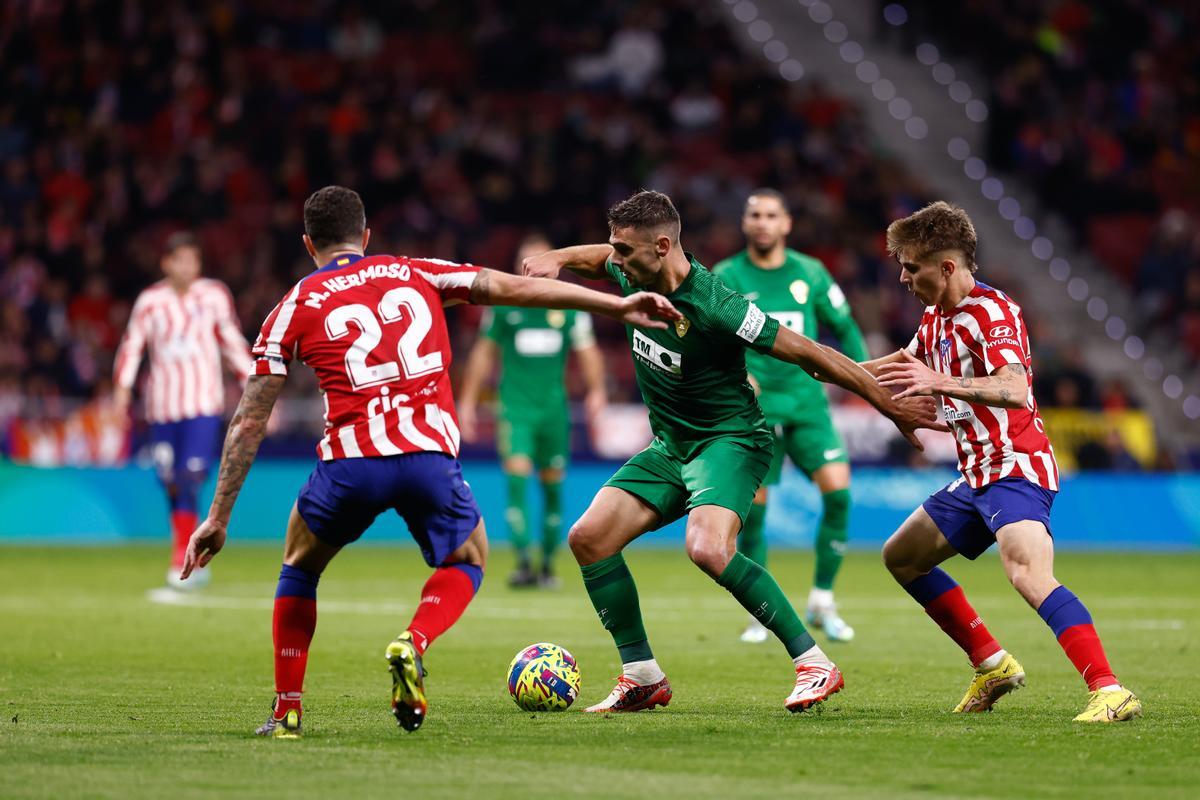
[251,254,480,461]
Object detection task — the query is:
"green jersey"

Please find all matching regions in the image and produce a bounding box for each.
[481,306,594,420]
[605,255,779,460]
[714,248,868,424]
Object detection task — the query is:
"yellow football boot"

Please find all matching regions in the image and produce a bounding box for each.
[255,704,302,738]
[1073,687,1142,723]
[953,653,1025,713]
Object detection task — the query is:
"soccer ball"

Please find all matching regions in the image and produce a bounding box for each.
[507,642,581,712]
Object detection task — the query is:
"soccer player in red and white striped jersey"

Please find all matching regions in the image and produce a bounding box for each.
[865,201,1140,722]
[177,186,680,737]
[113,232,253,588]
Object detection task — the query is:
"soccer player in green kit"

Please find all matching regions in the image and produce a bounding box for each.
[715,189,867,645]
[459,233,608,588]
[524,191,944,713]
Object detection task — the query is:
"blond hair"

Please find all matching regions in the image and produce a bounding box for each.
[886,201,978,272]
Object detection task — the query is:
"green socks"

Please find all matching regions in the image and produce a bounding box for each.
[580,553,653,663]
[506,472,530,564]
[718,552,815,657]
[541,479,563,563]
[737,499,768,568]
[814,488,851,591]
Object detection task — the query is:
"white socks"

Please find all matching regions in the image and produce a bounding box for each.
[622,658,665,685]
[808,587,834,610]
[793,644,832,669]
[977,650,1007,671]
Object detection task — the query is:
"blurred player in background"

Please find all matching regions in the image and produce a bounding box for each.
[715,189,868,645]
[458,233,607,589]
[524,191,944,714]
[113,232,252,590]
[867,201,1141,722]
[179,186,680,738]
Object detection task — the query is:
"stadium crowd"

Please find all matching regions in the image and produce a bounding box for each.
[0,0,1166,465]
[896,0,1200,364]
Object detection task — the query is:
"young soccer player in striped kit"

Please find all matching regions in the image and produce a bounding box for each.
[113,232,253,589]
[865,201,1141,722]
[177,186,681,737]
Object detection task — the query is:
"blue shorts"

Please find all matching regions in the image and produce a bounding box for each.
[296,453,482,566]
[150,415,222,481]
[923,476,1056,560]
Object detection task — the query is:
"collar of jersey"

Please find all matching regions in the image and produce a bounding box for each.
[315,253,367,274]
[940,280,992,317]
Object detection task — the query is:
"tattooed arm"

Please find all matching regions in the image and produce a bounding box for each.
[877,351,1029,409]
[180,374,286,578]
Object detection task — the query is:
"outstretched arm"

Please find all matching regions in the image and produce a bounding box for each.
[769,327,947,448]
[878,350,1029,409]
[458,336,498,442]
[521,245,614,281]
[860,349,908,378]
[180,374,286,578]
[467,268,680,329]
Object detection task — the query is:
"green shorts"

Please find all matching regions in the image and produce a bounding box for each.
[497,412,570,470]
[763,413,848,485]
[605,433,773,528]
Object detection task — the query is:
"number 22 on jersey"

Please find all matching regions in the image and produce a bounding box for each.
[324,286,443,390]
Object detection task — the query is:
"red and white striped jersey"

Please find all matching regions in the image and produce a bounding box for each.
[252,253,480,460]
[906,281,1059,491]
[114,278,253,424]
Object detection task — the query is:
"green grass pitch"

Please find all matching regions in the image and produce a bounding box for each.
[1,544,1196,799]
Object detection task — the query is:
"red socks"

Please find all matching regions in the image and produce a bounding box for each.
[903,568,1001,667]
[272,565,320,713]
[405,564,483,655]
[925,586,1002,666]
[170,510,197,569]
[1038,586,1118,690]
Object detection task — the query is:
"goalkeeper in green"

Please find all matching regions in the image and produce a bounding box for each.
[459,233,607,588]
[714,189,868,644]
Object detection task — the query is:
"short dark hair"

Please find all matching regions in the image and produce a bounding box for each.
[607,190,681,241]
[886,201,978,272]
[163,231,199,255]
[304,186,366,250]
[745,187,789,214]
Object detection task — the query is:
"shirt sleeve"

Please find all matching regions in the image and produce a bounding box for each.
[569,311,596,350]
[812,267,870,362]
[214,282,254,382]
[250,283,304,377]
[703,279,780,354]
[409,257,483,306]
[975,303,1028,373]
[113,292,149,389]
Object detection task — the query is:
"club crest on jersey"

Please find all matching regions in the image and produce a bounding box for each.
[547,310,566,328]
[790,280,809,304]
[940,338,953,359]
[674,317,691,338]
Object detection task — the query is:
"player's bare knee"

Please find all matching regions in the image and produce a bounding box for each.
[504,457,533,477]
[567,518,602,563]
[685,529,732,577]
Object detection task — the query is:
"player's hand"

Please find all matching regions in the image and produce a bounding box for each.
[459,403,478,442]
[876,349,943,398]
[113,385,132,416]
[882,394,949,450]
[617,292,683,329]
[522,251,563,279]
[180,518,227,579]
